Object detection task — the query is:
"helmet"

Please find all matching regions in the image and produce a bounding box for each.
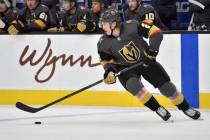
[100,7,121,23]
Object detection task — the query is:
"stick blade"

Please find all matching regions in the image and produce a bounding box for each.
[16,102,40,113]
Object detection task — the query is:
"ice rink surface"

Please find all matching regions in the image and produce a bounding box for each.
[0,105,209,140]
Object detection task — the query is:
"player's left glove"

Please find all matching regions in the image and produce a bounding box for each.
[143,47,158,67]
[104,71,116,84]
[103,66,117,84]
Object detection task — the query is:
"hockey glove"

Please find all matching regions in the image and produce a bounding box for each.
[7,20,24,35]
[103,66,117,84]
[143,47,158,67]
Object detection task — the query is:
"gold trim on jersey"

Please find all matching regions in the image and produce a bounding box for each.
[118,41,140,63]
[143,19,153,25]
[100,59,119,67]
[148,25,161,37]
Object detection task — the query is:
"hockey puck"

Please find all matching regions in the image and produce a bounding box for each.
[34,121,42,124]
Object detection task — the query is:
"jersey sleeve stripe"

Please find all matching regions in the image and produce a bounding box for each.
[148,25,161,37]
[100,59,119,67]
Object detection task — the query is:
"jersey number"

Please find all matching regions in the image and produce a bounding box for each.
[145,13,155,20]
[39,12,48,21]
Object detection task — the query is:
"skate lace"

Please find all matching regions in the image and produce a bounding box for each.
[185,108,196,116]
[157,107,167,117]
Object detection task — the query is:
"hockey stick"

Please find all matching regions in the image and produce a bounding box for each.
[16,62,143,113]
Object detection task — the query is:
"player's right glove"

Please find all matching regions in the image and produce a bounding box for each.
[142,47,158,67]
[103,66,117,84]
[7,20,24,35]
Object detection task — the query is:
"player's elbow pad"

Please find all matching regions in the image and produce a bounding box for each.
[149,32,163,51]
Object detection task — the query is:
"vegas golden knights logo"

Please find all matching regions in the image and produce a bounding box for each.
[119,41,140,63]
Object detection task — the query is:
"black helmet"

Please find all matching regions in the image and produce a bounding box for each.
[100,7,121,23]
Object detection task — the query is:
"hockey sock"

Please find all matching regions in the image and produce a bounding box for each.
[144,96,161,111]
[136,89,161,111]
[176,98,190,111]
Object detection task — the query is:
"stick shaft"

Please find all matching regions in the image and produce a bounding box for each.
[16,62,143,113]
[39,79,103,111]
[39,62,143,110]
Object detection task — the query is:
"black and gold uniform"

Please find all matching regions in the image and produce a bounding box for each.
[125,3,167,30]
[59,7,96,33]
[90,0,106,32]
[189,0,210,30]
[98,8,201,121]
[90,10,101,32]
[98,19,165,87]
[0,0,23,34]
[19,3,51,32]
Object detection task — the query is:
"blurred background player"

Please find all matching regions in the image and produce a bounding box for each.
[59,0,95,33]
[18,0,56,32]
[90,0,106,32]
[151,0,177,30]
[13,0,25,12]
[0,0,24,34]
[40,0,60,27]
[125,0,167,30]
[188,0,210,31]
[98,8,201,121]
[106,0,118,7]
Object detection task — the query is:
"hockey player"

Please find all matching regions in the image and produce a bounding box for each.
[90,0,106,32]
[59,0,96,33]
[18,0,55,32]
[188,0,210,30]
[98,8,201,121]
[0,0,24,34]
[40,0,60,29]
[125,0,167,30]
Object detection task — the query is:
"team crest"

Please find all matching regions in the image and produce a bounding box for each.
[119,41,140,63]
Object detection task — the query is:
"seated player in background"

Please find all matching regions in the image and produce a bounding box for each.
[125,0,167,30]
[151,0,177,30]
[58,0,96,33]
[90,0,106,32]
[188,0,210,31]
[40,0,60,29]
[0,0,24,35]
[97,7,201,121]
[18,0,56,32]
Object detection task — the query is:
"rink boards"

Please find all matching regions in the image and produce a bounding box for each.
[0,34,209,108]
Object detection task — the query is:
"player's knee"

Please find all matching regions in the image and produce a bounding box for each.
[158,81,177,97]
[125,77,144,96]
